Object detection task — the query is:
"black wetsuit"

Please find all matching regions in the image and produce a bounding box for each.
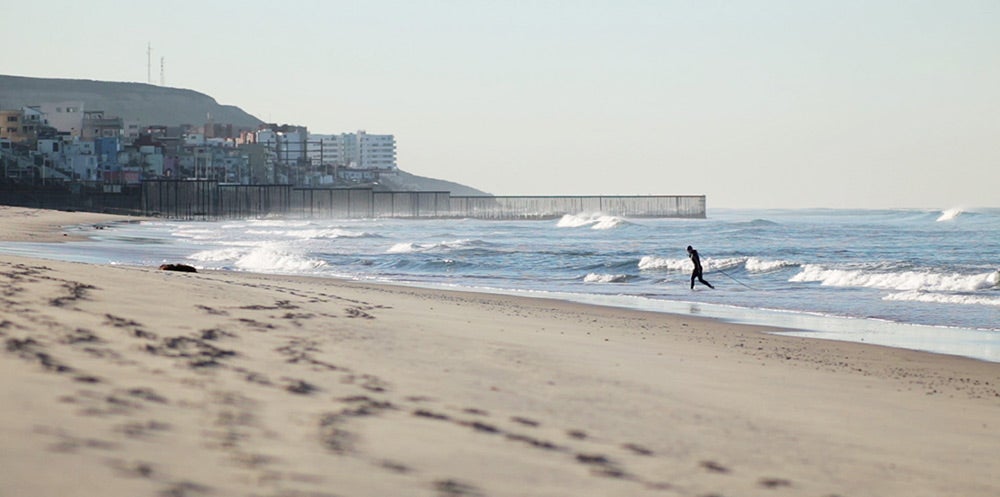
[688,248,714,289]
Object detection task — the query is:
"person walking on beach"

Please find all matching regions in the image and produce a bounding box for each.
[687,245,714,290]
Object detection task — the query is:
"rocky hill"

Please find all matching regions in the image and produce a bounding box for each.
[0,74,489,195]
[378,170,490,196]
[0,74,262,128]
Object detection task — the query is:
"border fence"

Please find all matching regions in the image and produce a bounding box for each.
[449,195,705,219]
[141,181,705,220]
[2,180,705,220]
[0,181,144,216]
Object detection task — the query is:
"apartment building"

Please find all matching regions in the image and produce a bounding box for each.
[0,107,44,143]
[81,110,124,140]
[35,101,85,136]
[36,136,99,180]
[353,130,396,170]
[307,130,396,170]
[2,100,398,187]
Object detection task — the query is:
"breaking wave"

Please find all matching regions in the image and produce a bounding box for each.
[791,265,999,293]
[637,256,689,271]
[387,239,484,254]
[189,247,244,262]
[583,273,631,283]
[190,245,327,273]
[884,290,1000,307]
[245,228,378,240]
[557,213,630,230]
[745,257,796,273]
[638,256,791,273]
[936,207,966,222]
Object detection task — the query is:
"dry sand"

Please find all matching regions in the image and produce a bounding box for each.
[0,206,998,497]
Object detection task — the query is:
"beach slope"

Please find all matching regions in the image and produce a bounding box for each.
[1,207,998,497]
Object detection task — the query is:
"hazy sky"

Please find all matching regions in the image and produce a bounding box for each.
[5,1,998,208]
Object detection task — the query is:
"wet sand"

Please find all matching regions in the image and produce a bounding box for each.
[1,206,998,496]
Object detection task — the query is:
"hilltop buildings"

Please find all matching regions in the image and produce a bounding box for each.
[0,101,396,187]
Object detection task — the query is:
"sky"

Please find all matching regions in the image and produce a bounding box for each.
[4,0,999,209]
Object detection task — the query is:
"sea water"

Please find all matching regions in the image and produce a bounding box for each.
[4,208,998,361]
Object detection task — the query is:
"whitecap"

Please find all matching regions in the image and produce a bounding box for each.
[246,219,314,228]
[592,216,629,230]
[791,265,999,292]
[638,256,689,271]
[704,257,744,271]
[387,242,420,254]
[584,273,630,283]
[936,207,965,222]
[557,214,594,228]
[745,257,795,273]
[316,229,378,239]
[884,290,1000,307]
[245,229,288,236]
[557,213,629,230]
[189,247,247,262]
[233,246,326,272]
[387,239,482,254]
[171,228,217,240]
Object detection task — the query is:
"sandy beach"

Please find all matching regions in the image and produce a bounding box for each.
[0,207,998,497]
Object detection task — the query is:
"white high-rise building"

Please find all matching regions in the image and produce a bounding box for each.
[306,134,346,168]
[309,130,396,170]
[353,130,396,170]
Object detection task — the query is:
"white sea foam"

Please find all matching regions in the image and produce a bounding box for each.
[584,273,630,283]
[241,228,374,240]
[745,257,795,273]
[297,228,376,240]
[387,242,421,253]
[557,213,597,228]
[245,220,314,228]
[637,256,743,272]
[936,207,966,222]
[638,256,689,271]
[557,213,629,230]
[171,228,217,240]
[884,290,1000,307]
[189,244,325,273]
[12,208,1000,357]
[707,257,745,271]
[233,246,327,272]
[189,247,247,262]
[791,265,999,292]
[245,229,287,236]
[593,216,628,230]
[387,239,478,254]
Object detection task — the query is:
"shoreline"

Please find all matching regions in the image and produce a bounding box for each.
[1,207,999,496]
[12,204,1000,363]
[0,205,144,243]
[445,285,1000,363]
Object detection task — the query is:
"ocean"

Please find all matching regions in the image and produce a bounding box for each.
[4,208,999,361]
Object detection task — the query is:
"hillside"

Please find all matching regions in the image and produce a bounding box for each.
[0,74,489,196]
[379,170,490,196]
[0,74,262,128]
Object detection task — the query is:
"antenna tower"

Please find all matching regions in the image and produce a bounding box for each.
[160,57,165,86]
[146,42,152,84]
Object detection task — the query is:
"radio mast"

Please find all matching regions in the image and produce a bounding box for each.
[160,57,165,86]
[146,42,152,84]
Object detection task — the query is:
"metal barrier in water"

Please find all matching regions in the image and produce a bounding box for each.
[141,181,705,220]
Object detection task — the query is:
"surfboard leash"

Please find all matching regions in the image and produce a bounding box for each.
[712,267,762,290]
